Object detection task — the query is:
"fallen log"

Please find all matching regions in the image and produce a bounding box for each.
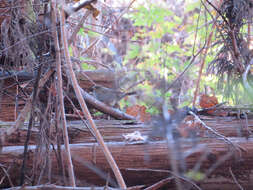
[0,69,115,88]
[0,69,117,121]
[5,184,145,190]
[1,138,253,188]
[1,116,253,146]
[77,69,117,89]
[5,184,118,190]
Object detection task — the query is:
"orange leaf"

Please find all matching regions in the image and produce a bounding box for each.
[199,94,218,109]
[126,105,151,122]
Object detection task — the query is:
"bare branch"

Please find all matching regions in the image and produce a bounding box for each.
[59,5,127,189]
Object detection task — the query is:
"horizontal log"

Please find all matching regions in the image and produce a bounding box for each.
[77,69,116,89]
[1,116,253,146]
[1,138,253,188]
[0,69,115,86]
[5,184,145,190]
[0,69,118,121]
[5,184,118,190]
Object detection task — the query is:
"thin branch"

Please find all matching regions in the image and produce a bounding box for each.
[0,164,14,187]
[52,0,76,187]
[71,57,112,70]
[205,0,229,27]
[247,22,251,47]
[79,88,135,120]
[188,111,245,154]
[64,0,97,19]
[192,0,223,106]
[197,102,227,113]
[0,69,54,140]
[54,103,67,185]
[80,0,137,56]
[64,93,95,137]
[126,168,202,190]
[203,0,243,71]
[192,3,202,55]
[205,151,233,178]
[59,6,126,189]
[20,62,42,185]
[0,29,51,54]
[68,10,91,45]
[243,59,253,95]
[229,167,244,190]
[165,45,205,92]
[144,177,174,190]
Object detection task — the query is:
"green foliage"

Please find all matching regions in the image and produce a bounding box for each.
[186,170,205,181]
[78,27,99,38]
[126,44,141,59]
[123,0,249,110]
[68,46,73,56]
[93,111,103,116]
[128,0,243,110]
[80,57,96,70]
[146,105,159,115]
[185,1,200,12]
[78,28,85,36]
[126,2,210,111]
[131,5,172,27]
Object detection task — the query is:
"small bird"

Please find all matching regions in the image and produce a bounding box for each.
[92,85,136,106]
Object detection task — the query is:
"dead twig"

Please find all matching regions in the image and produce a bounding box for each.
[144,177,174,190]
[188,111,245,154]
[64,93,95,138]
[0,69,54,149]
[60,6,127,189]
[71,57,112,70]
[197,102,227,113]
[229,167,244,190]
[80,0,137,56]
[126,168,202,190]
[204,151,233,178]
[243,59,253,95]
[192,0,223,106]
[80,88,135,120]
[52,1,76,187]
[20,62,42,185]
[68,10,92,45]
[165,44,205,92]
[64,0,97,19]
[0,163,14,187]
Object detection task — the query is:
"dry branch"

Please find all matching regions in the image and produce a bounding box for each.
[80,88,135,120]
[60,7,126,189]
[192,0,223,106]
[52,1,76,186]
[68,10,92,45]
[0,69,54,150]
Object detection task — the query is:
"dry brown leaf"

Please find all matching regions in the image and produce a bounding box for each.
[199,94,218,114]
[126,105,151,122]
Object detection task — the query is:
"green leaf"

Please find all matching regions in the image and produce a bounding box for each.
[185,170,205,181]
[68,46,73,56]
[127,44,141,59]
[146,106,159,115]
[82,63,95,70]
[87,30,99,38]
[186,1,200,12]
[78,28,85,36]
[93,111,103,116]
